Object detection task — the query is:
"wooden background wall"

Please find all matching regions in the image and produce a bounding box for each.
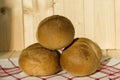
[0,0,23,51]
[0,0,120,51]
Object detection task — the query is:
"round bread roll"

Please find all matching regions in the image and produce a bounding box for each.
[19,43,61,76]
[60,38,102,76]
[36,15,75,50]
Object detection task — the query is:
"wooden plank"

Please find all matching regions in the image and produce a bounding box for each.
[84,0,95,41]
[107,49,120,59]
[54,0,85,38]
[10,51,21,58]
[0,51,21,59]
[94,0,115,49]
[115,0,120,49]
[23,0,53,47]
[24,14,34,47]
[0,51,13,59]
[0,0,24,51]
[23,0,34,47]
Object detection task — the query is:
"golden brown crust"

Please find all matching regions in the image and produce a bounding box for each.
[19,43,61,76]
[76,38,102,61]
[60,38,102,76]
[36,15,75,50]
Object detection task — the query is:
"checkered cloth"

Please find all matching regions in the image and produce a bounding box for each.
[0,57,120,80]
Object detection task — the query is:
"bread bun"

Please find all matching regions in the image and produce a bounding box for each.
[19,43,61,76]
[60,38,102,76]
[36,15,75,50]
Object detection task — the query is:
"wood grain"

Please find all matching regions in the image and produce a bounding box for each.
[0,0,120,50]
[23,0,53,47]
[0,0,24,51]
[94,0,115,49]
[115,0,120,49]
[84,0,95,40]
[54,0,85,38]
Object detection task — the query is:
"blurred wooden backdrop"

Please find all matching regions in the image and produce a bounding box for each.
[0,0,23,51]
[0,0,120,51]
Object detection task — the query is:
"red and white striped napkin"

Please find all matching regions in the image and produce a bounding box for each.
[0,57,120,80]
